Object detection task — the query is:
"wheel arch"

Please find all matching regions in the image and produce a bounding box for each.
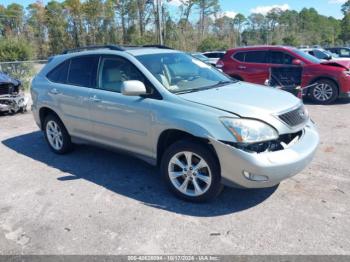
[156,129,217,166]
[39,107,62,131]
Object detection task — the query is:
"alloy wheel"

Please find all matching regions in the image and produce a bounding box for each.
[46,120,63,150]
[313,83,333,102]
[168,151,212,197]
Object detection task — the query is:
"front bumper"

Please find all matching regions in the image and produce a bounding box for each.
[209,121,319,188]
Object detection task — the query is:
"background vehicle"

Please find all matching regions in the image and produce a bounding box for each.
[217,46,350,104]
[325,47,350,58]
[0,72,28,114]
[300,48,336,60]
[31,45,318,202]
[188,52,211,65]
[202,51,226,66]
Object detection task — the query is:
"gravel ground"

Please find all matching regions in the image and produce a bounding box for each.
[0,99,349,255]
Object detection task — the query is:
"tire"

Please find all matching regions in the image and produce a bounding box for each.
[310,79,338,104]
[44,114,73,154]
[161,140,223,202]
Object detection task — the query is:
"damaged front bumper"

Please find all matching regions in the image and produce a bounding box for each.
[0,93,28,113]
[209,120,319,188]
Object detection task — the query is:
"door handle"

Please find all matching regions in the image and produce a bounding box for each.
[238,65,247,70]
[49,88,60,95]
[89,95,101,102]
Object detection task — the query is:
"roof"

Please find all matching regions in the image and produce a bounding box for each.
[60,44,179,57]
[228,45,296,51]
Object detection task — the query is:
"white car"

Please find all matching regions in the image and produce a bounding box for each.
[202,51,226,66]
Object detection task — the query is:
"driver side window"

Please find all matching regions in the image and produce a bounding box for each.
[98,57,145,93]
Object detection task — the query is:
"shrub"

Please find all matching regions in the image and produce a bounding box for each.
[0,38,35,89]
[197,37,229,52]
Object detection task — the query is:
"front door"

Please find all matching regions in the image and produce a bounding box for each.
[88,55,154,157]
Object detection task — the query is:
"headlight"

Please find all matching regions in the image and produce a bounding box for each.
[220,118,278,143]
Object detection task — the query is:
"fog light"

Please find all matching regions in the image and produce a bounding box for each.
[243,171,268,182]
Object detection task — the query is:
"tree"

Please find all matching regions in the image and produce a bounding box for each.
[233,13,246,46]
[341,0,350,44]
[27,1,48,59]
[64,0,85,47]
[197,0,220,39]
[46,1,69,54]
[2,4,24,37]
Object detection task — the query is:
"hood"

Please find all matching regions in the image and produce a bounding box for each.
[179,82,301,118]
[0,72,20,86]
[321,60,350,69]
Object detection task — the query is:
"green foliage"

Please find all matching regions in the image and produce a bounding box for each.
[341,14,350,44]
[197,37,229,52]
[0,38,35,89]
[283,36,299,47]
[0,38,34,62]
[0,0,348,59]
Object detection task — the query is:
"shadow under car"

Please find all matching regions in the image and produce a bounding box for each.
[2,131,278,217]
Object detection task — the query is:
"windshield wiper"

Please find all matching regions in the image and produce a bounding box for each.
[174,81,233,95]
[174,88,204,94]
[208,80,233,88]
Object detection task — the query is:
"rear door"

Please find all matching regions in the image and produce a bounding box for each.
[46,55,99,138]
[236,50,269,84]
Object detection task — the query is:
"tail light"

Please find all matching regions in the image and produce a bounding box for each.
[216,60,224,69]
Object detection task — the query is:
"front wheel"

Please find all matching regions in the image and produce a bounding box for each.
[161,140,223,202]
[310,79,338,104]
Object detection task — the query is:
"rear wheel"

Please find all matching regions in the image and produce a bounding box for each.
[161,140,223,202]
[44,114,73,154]
[310,79,338,104]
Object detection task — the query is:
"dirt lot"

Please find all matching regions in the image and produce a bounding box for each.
[0,99,349,255]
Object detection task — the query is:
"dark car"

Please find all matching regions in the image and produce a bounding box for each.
[325,47,350,58]
[217,46,350,104]
[0,72,28,113]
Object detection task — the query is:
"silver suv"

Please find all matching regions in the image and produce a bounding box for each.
[31,45,319,202]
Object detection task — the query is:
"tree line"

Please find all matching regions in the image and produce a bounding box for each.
[0,0,350,61]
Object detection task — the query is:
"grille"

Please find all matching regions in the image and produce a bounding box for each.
[0,84,15,95]
[278,105,308,127]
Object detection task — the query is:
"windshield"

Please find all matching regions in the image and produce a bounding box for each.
[293,49,321,64]
[136,52,234,94]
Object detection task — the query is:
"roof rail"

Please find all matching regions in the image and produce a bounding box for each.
[142,44,173,49]
[61,45,125,54]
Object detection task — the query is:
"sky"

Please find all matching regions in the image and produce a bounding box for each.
[0,0,347,19]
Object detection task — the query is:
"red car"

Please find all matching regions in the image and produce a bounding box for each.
[217,46,350,104]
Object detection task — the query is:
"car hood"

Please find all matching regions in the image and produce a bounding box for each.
[179,82,301,118]
[321,60,350,69]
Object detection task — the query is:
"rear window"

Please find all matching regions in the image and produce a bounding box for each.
[233,52,245,61]
[46,60,69,83]
[67,56,99,87]
[244,51,268,63]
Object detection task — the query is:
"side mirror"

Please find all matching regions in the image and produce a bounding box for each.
[292,59,303,66]
[121,80,147,96]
